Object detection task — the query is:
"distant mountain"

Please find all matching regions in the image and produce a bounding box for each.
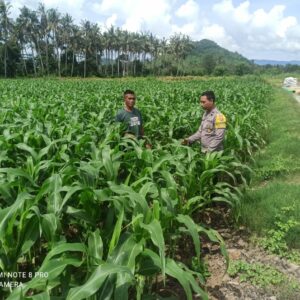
[185,39,253,75]
[254,59,300,66]
[190,39,251,65]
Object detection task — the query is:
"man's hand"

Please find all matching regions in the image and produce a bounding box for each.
[124,132,137,140]
[181,138,189,145]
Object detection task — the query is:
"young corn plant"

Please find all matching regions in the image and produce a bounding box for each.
[0,77,271,299]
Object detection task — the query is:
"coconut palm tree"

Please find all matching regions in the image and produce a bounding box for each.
[37,3,49,75]
[60,13,74,75]
[0,0,13,77]
[47,8,61,76]
[16,6,40,76]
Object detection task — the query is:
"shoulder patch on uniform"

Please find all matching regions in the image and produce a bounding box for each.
[215,113,226,129]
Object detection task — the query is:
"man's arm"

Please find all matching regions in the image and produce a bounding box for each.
[186,123,202,144]
[115,111,123,122]
[208,113,226,151]
[139,115,152,148]
[137,109,144,137]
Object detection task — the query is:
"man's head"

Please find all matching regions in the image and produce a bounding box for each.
[123,89,136,111]
[200,90,215,111]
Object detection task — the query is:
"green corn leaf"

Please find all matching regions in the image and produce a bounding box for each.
[107,234,144,300]
[43,242,86,264]
[102,146,115,181]
[0,168,35,185]
[65,205,96,225]
[183,195,206,214]
[109,182,149,215]
[58,185,82,213]
[165,259,199,300]
[48,174,63,214]
[108,208,124,255]
[0,192,32,239]
[7,257,83,299]
[177,214,201,262]
[16,143,38,161]
[19,214,40,255]
[152,200,160,221]
[141,249,207,300]
[26,291,50,300]
[160,170,177,191]
[199,227,229,269]
[41,213,59,244]
[152,155,173,173]
[141,220,166,281]
[66,264,132,300]
[88,229,103,265]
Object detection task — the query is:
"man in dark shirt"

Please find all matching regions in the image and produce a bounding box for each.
[115,89,144,139]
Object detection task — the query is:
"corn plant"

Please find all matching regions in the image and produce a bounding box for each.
[0,77,271,299]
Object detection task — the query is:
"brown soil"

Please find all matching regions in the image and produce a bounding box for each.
[204,227,300,300]
[147,206,300,300]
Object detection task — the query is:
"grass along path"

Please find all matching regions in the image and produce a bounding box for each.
[240,82,300,249]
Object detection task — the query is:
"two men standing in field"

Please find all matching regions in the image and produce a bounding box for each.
[115,89,226,153]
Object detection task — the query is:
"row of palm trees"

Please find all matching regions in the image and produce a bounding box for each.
[0,1,194,77]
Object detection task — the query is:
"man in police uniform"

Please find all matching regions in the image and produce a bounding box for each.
[182,90,226,153]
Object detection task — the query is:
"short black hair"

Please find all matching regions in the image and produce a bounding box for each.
[201,90,215,102]
[124,89,135,96]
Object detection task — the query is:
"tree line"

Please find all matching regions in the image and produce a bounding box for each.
[0,1,196,77]
[1,0,300,78]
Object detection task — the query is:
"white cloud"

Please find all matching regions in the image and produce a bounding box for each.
[234,1,251,23]
[251,5,284,28]
[122,17,143,32]
[213,0,233,14]
[200,24,240,52]
[212,0,300,59]
[175,0,200,19]
[98,0,170,22]
[213,0,251,24]
[10,0,86,22]
[97,13,118,30]
[171,22,199,39]
[105,14,118,28]
[95,0,173,36]
[251,9,269,28]
[276,16,297,38]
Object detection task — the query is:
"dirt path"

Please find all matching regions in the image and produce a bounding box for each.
[282,86,300,104]
[204,228,300,300]
[293,94,300,104]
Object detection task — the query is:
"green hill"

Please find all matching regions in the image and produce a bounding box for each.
[191,39,250,64]
[184,39,253,76]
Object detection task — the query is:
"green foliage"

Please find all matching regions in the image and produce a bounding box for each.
[241,181,300,247]
[256,154,292,180]
[228,260,300,290]
[0,77,271,298]
[240,86,300,247]
[260,206,300,263]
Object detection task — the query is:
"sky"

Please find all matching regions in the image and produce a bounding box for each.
[9,0,300,61]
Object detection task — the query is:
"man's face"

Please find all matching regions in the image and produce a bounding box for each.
[200,95,214,111]
[124,93,136,109]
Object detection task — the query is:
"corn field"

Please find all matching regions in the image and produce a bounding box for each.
[0,77,271,299]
